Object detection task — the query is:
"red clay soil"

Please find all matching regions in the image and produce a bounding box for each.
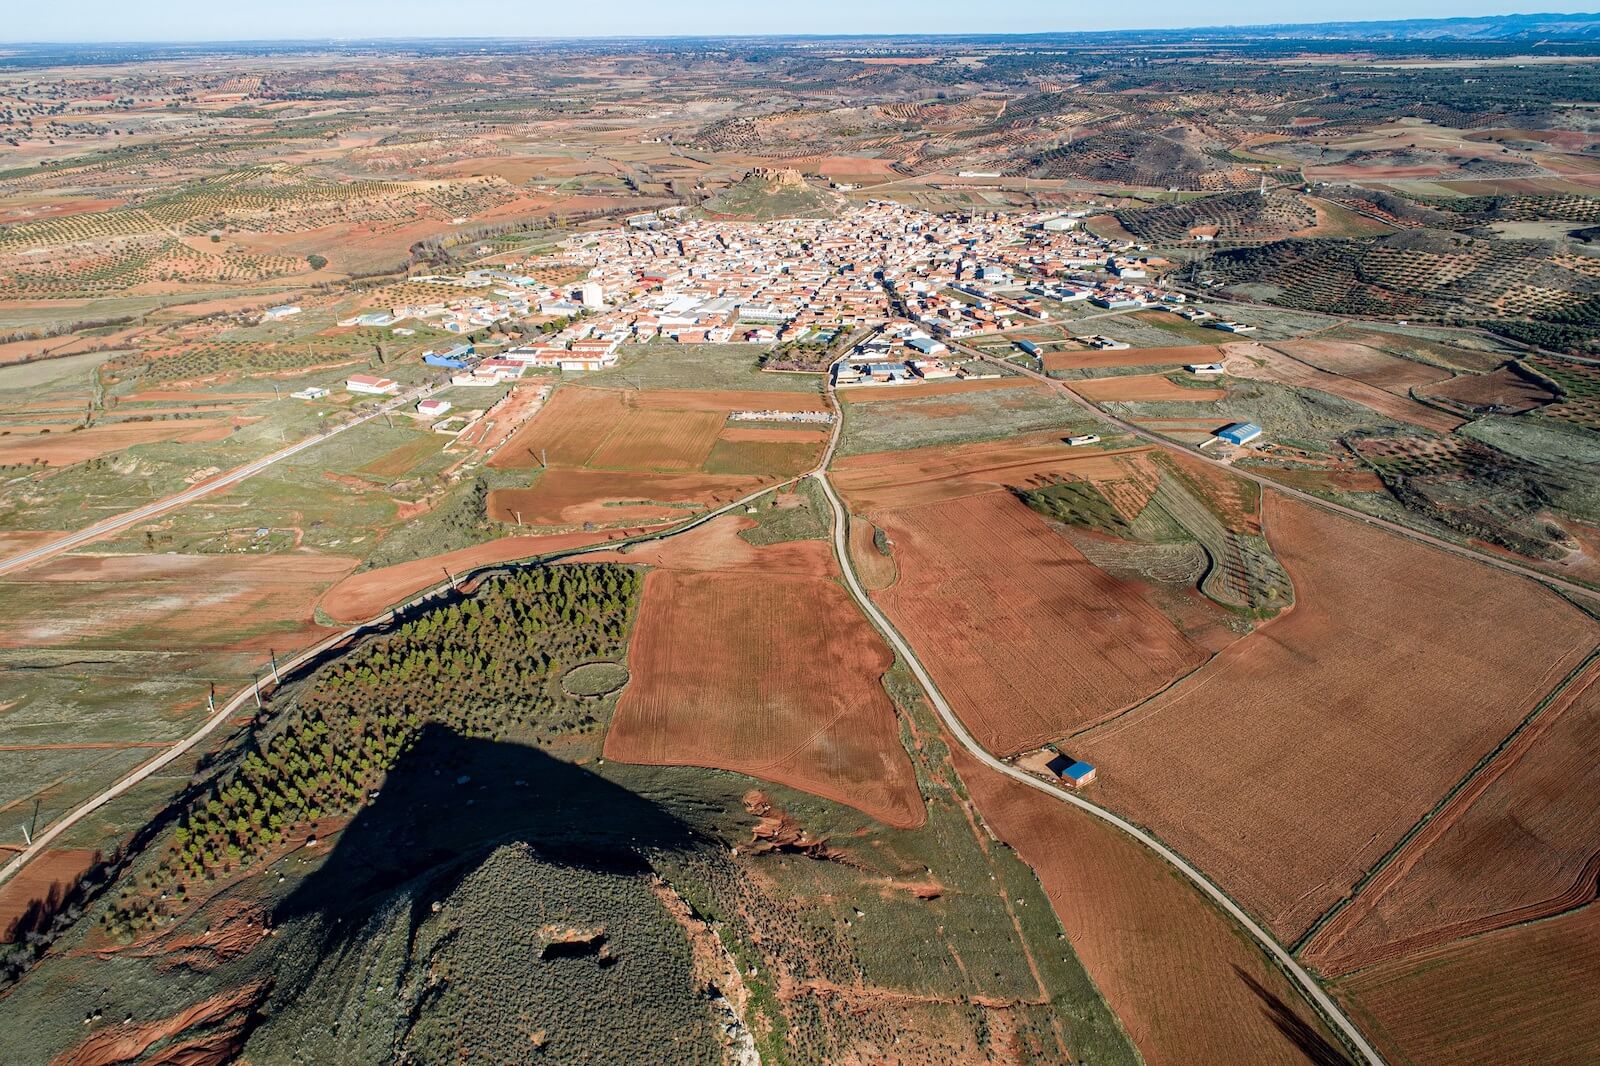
[952,748,1342,1066]
[715,425,832,444]
[1043,345,1216,373]
[318,529,658,622]
[831,436,1152,512]
[488,386,626,470]
[0,848,96,940]
[5,552,357,654]
[1266,339,1454,396]
[1418,364,1557,413]
[838,378,1042,403]
[1073,495,1600,941]
[51,979,269,1066]
[1305,658,1600,975]
[1073,373,1225,403]
[848,516,898,591]
[1335,901,1600,1066]
[487,469,769,526]
[870,490,1208,755]
[1225,341,1464,433]
[622,388,828,413]
[604,538,924,829]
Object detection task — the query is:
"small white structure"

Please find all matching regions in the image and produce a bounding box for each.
[346,374,399,396]
[417,398,452,419]
[1066,434,1102,447]
[1186,362,1226,376]
[261,304,302,321]
[291,386,329,400]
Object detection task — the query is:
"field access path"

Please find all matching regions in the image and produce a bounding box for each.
[2,363,1381,1062]
[0,386,434,578]
[958,340,1600,604]
[808,370,1387,1066]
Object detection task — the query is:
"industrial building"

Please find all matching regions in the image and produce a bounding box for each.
[1217,422,1263,446]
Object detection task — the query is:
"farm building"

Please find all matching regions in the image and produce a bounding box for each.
[1066,434,1101,447]
[291,385,329,400]
[417,398,452,418]
[907,336,947,356]
[1046,754,1098,786]
[346,374,399,396]
[1186,362,1226,375]
[1217,422,1263,446]
[1209,320,1257,334]
[1016,339,1040,357]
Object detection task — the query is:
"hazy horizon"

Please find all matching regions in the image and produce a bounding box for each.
[4,2,1599,44]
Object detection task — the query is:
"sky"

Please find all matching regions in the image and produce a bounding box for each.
[3,1,1597,43]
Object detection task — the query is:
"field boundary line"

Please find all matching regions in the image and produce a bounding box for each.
[813,351,1384,1066]
[1292,647,1600,956]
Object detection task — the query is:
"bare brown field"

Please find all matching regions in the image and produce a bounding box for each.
[872,490,1207,755]
[487,386,626,470]
[1044,346,1210,373]
[837,378,1042,403]
[1336,902,1600,1066]
[623,388,829,413]
[0,418,250,466]
[1305,659,1600,975]
[953,749,1342,1066]
[848,516,898,591]
[606,566,925,829]
[1418,365,1557,413]
[715,425,832,444]
[1262,339,1455,396]
[1073,373,1226,403]
[5,552,357,653]
[1074,495,1599,940]
[1225,342,1465,433]
[0,849,97,941]
[831,435,1152,512]
[487,469,767,526]
[317,529,659,622]
[587,408,725,471]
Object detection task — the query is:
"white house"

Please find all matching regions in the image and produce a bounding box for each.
[346,374,399,396]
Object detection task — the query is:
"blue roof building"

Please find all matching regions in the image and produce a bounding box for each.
[1217,422,1263,446]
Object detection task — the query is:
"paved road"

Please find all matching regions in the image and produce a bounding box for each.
[810,366,1385,1064]
[0,389,428,578]
[2,362,1383,1061]
[811,467,1384,1065]
[958,340,1600,603]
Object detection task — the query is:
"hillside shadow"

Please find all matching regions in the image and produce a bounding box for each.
[274,723,708,931]
[1234,965,1354,1066]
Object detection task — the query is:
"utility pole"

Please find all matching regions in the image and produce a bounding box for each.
[514,510,522,527]
[443,566,456,590]
[269,649,280,685]
[207,684,215,714]
[252,672,262,710]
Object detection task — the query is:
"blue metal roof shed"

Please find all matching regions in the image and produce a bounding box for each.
[1218,422,1263,446]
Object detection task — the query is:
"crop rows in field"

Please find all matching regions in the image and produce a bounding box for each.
[1116,189,1316,243]
[1530,355,1600,429]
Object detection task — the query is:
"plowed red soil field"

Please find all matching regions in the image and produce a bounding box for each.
[1335,901,1600,1066]
[870,490,1207,754]
[602,518,923,829]
[1265,339,1454,395]
[1305,658,1600,975]
[953,749,1341,1066]
[0,848,96,941]
[831,435,1151,512]
[1073,373,1225,403]
[1073,495,1599,940]
[488,385,625,470]
[587,408,724,471]
[1418,365,1557,413]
